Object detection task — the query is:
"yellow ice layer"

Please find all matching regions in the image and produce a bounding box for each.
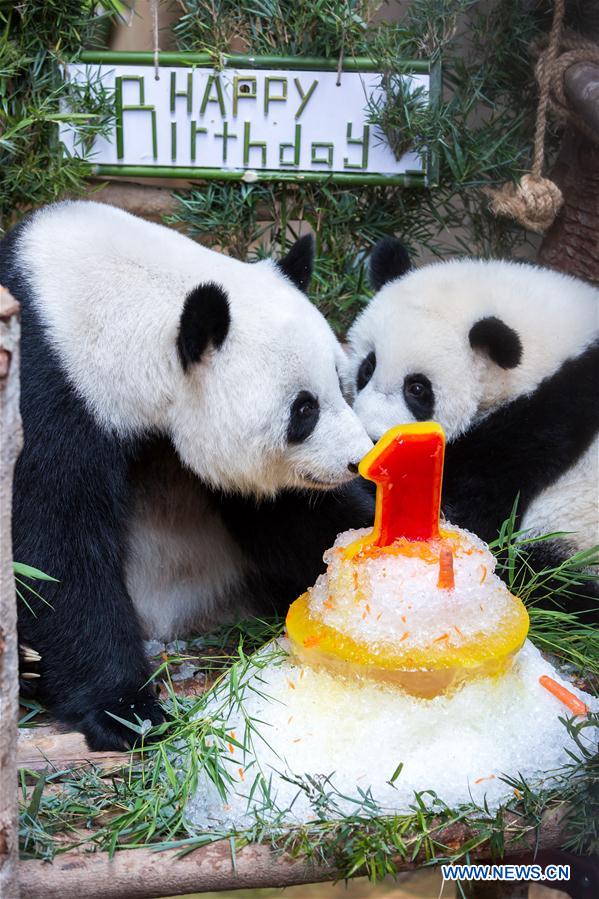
[286,591,529,699]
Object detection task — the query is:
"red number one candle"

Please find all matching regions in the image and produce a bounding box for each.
[348,422,446,555]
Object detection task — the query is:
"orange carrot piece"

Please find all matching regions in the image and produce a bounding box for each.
[434,632,449,642]
[400,631,410,641]
[539,675,588,717]
[238,767,245,781]
[437,547,455,589]
[228,742,234,754]
[479,565,487,584]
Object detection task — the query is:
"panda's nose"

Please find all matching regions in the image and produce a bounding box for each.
[347,461,359,474]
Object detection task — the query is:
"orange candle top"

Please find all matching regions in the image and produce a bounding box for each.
[349,422,445,555]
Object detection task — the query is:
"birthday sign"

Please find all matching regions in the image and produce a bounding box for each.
[60,53,439,186]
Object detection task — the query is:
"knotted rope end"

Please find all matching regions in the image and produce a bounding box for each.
[486,174,563,233]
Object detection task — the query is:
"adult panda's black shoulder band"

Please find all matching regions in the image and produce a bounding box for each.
[177,282,231,371]
[443,340,599,542]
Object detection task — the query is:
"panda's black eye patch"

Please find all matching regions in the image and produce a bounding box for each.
[288,391,320,443]
[403,373,434,421]
[356,351,376,391]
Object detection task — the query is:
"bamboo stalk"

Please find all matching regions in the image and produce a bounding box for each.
[79,51,432,74]
[90,166,427,187]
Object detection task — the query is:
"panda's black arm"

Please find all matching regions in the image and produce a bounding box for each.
[8,279,163,751]
[215,480,374,615]
[442,341,599,542]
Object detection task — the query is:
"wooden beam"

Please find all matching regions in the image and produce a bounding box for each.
[0,287,22,899]
[564,62,599,139]
[17,727,140,774]
[86,181,179,220]
[18,806,567,899]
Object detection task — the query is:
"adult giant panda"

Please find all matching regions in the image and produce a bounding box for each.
[347,238,599,607]
[1,201,373,750]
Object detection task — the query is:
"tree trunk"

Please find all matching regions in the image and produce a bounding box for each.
[538,132,599,283]
[538,58,599,282]
[17,806,568,899]
[0,287,22,899]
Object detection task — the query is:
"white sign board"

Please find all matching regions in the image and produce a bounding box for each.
[61,56,438,185]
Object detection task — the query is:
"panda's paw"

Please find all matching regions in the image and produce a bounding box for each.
[79,690,165,752]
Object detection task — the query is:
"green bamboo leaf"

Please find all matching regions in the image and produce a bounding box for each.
[13,562,58,582]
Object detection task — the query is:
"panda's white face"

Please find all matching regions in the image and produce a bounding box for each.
[348,249,599,442]
[19,202,372,498]
[169,264,373,496]
[349,295,485,441]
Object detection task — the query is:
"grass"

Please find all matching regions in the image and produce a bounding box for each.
[0,0,117,233]
[16,520,599,877]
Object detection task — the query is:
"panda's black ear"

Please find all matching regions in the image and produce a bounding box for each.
[276,234,314,294]
[370,237,411,291]
[177,282,230,371]
[469,316,522,369]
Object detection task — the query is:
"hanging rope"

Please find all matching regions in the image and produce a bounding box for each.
[534,32,599,145]
[487,0,566,233]
[151,0,160,81]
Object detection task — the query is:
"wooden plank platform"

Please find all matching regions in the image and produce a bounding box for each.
[18,724,139,773]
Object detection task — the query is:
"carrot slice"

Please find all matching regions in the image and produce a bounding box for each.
[437,547,455,589]
[539,675,588,717]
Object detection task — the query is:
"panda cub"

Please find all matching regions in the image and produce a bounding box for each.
[348,238,598,606]
[1,201,373,750]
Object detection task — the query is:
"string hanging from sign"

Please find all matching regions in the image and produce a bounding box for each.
[151,0,160,81]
